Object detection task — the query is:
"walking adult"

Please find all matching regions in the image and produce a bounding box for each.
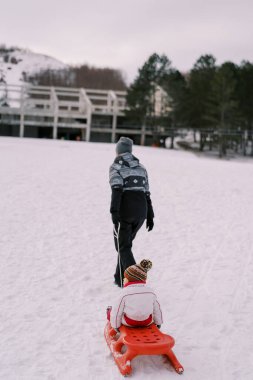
[109,137,154,287]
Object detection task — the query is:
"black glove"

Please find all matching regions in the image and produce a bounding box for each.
[110,188,122,231]
[146,217,154,232]
[111,212,120,231]
[146,192,154,232]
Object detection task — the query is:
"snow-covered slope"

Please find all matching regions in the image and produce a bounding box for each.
[0,137,253,380]
[0,47,67,87]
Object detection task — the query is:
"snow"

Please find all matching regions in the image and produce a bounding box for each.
[0,137,253,380]
[0,48,67,87]
[0,48,67,106]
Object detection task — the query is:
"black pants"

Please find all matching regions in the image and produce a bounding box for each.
[114,216,145,286]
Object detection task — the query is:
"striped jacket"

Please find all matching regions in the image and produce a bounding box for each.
[109,152,150,193]
[110,282,163,329]
[109,153,154,220]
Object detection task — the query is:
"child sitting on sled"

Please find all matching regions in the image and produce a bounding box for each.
[107,259,163,331]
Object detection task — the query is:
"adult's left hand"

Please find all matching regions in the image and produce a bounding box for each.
[146,217,154,231]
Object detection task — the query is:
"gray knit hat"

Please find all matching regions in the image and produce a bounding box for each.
[116,137,133,155]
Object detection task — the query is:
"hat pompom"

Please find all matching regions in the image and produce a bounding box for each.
[140,259,152,272]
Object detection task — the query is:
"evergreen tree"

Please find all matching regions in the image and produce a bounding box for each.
[126,53,173,137]
[238,61,253,155]
[186,54,216,150]
[206,62,240,157]
[161,69,188,147]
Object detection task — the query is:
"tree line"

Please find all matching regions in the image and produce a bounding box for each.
[126,53,253,157]
[25,64,127,91]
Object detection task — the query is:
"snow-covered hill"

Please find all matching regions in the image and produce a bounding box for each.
[0,47,67,87]
[0,137,253,380]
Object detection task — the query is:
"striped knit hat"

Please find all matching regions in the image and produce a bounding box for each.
[124,259,152,282]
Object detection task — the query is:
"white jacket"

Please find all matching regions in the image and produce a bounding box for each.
[110,283,163,329]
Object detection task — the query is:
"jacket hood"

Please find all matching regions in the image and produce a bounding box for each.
[115,152,139,168]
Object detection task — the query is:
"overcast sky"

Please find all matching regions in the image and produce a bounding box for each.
[1,0,252,83]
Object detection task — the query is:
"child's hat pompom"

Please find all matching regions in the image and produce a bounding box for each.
[140,259,152,272]
[124,260,152,282]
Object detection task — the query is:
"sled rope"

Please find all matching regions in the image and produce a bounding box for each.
[114,223,123,287]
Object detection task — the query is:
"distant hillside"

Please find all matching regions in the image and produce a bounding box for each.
[0,45,68,106]
[0,45,127,92]
[0,45,67,87]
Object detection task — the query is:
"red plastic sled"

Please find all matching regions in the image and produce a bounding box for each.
[104,321,184,376]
